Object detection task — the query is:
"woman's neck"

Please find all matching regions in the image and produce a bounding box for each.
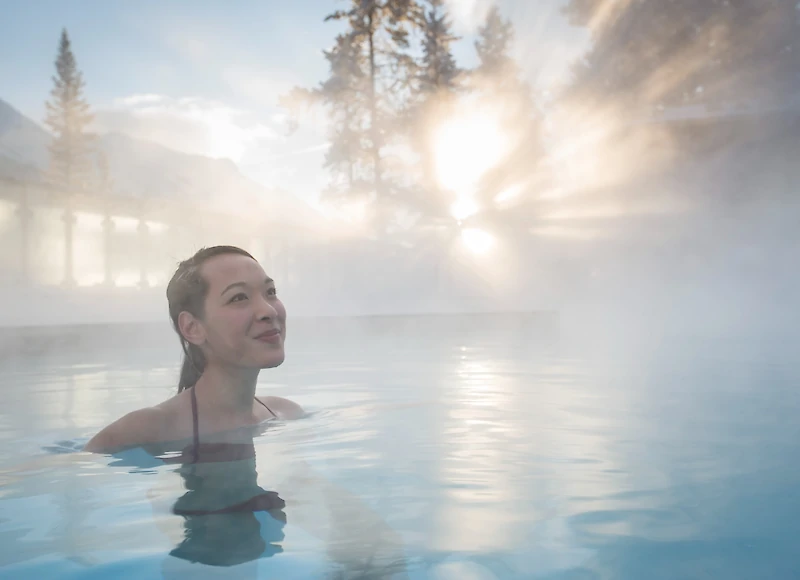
[192,364,260,420]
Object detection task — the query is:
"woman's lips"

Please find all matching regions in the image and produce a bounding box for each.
[254,329,282,343]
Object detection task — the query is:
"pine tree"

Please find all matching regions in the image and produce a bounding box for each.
[419,0,461,95]
[324,0,421,210]
[472,5,534,120]
[45,29,94,194]
[319,32,371,198]
[474,5,517,86]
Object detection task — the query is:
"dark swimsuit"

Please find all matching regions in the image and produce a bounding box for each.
[184,385,277,465]
[169,387,285,516]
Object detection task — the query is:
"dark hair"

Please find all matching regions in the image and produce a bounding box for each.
[166,246,256,392]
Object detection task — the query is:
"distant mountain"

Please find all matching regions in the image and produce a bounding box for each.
[0,154,40,182]
[0,98,49,177]
[0,97,324,228]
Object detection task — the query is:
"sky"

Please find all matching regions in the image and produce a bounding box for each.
[0,0,588,206]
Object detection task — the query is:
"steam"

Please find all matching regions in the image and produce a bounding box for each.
[0,0,797,341]
[93,95,279,164]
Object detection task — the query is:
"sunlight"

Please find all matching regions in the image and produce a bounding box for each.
[494,183,524,204]
[433,108,509,197]
[545,100,675,201]
[450,197,479,222]
[434,350,519,553]
[460,227,495,255]
[546,112,610,194]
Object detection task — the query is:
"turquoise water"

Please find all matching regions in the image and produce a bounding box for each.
[1,316,799,579]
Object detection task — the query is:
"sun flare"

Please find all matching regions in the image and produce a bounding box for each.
[460,227,495,255]
[433,109,508,197]
[450,197,479,221]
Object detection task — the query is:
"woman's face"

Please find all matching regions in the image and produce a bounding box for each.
[194,253,286,370]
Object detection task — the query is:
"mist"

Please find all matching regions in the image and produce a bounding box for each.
[5,5,800,578]
[0,0,798,348]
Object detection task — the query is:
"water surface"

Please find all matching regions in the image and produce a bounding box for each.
[1,315,798,579]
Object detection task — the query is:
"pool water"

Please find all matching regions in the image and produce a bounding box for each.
[1,315,799,579]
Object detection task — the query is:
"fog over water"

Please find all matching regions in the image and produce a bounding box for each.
[0,2,797,350]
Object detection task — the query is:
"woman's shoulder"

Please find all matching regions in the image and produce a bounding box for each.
[84,398,181,453]
[257,395,305,420]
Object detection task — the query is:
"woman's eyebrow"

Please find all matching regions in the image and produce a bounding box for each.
[221,278,274,296]
[220,281,247,296]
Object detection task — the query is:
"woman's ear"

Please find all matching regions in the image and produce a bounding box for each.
[178,311,206,346]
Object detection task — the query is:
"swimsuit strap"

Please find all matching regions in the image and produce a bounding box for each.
[255,396,278,419]
[190,386,200,464]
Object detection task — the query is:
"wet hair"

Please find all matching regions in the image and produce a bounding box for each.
[166,246,256,392]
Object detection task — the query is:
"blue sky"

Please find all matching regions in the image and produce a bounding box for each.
[0,0,587,204]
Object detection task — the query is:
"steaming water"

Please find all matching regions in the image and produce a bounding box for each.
[1,315,799,579]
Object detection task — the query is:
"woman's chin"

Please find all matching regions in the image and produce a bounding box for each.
[259,353,285,369]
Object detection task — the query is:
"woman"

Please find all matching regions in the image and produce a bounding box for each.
[83,247,408,576]
[85,245,304,455]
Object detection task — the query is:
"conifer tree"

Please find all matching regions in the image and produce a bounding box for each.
[419,0,461,95]
[45,29,94,194]
[323,0,421,210]
[475,6,516,81]
[318,33,370,198]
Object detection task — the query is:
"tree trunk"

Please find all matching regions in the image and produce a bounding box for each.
[367,9,382,198]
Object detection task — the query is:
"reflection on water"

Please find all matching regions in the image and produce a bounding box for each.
[435,353,523,553]
[1,317,799,578]
[149,439,287,576]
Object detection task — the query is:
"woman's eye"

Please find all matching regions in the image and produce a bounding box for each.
[229,293,248,303]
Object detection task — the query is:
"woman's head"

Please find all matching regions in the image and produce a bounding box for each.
[166,246,286,391]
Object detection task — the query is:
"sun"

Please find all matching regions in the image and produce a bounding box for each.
[460,227,495,255]
[450,197,479,221]
[432,107,509,197]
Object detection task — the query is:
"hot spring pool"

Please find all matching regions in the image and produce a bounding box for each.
[1,315,798,579]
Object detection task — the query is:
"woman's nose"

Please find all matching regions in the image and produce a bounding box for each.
[256,296,279,320]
